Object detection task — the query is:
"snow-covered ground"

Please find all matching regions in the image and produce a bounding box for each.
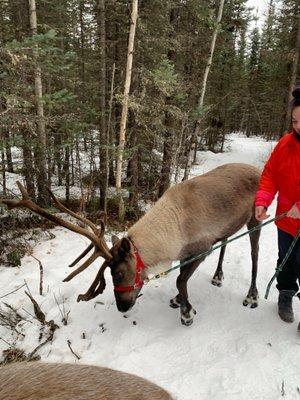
[1,133,300,400]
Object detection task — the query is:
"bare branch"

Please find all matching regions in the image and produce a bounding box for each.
[67,340,81,360]
[0,284,26,300]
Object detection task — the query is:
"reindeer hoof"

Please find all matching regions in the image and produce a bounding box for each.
[170,297,181,309]
[181,317,193,326]
[243,297,258,308]
[180,308,196,326]
[211,278,222,287]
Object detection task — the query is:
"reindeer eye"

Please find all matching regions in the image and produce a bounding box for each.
[115,271,124,283]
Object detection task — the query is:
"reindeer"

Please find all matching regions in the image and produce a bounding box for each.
[0,362,173,400]
[2,163,261,326]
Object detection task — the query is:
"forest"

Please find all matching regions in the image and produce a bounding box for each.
[0,0,299,218]
[0,2,300,398]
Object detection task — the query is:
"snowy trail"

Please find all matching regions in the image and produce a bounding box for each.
[1,134,300,400]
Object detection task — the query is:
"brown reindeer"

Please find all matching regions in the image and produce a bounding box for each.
[0,362,173,400]
[2,163,261,326]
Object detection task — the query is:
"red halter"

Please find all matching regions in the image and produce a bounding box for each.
[114,242,147,292]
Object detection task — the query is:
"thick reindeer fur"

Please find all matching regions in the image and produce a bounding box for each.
[0,362,173,400]
[129,163,260,271]
[121,163,261,324]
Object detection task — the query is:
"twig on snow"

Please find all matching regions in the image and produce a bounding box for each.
[0,283,26,300]
[67,340,81,360]
[281,380,285,397]
[30,255,44,295]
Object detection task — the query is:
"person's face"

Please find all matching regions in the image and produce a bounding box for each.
[292,106,300,134]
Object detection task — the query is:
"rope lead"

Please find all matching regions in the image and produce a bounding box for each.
[147,212,299,300]
[264,230,300,299]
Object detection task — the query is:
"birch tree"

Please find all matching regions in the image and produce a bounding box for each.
[97,0,108,213]
[184,0,225,178]
[115,0,138,221]
[28,0,49,205]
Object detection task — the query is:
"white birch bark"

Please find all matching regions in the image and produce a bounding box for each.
[28,0,49,205]
[198,0,225,110]
[185,0,225,175]
[28,0,46,147]
[115,0,138,220]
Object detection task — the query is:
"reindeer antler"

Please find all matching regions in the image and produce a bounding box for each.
[1,182,112,284]
[77,260,109,302]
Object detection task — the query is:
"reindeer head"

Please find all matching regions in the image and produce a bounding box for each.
[108,236,147,312]
[1,182,146,312]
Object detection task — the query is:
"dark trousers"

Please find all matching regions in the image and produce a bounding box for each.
[276,229,300,292]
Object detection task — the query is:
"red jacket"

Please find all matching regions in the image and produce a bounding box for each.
[255,131,300,237]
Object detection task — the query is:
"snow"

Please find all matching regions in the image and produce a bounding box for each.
[1,133,300,400]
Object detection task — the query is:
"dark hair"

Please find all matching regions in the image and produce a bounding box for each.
[292,86,300,110]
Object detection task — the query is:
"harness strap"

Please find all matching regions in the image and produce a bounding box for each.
[114,239,147,293]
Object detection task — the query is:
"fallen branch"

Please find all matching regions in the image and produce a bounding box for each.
[30,255,44,295]
[67,340,80,360]
[24,290,59,359]
[25,291,46,324]
[0,303,25,337]
[28,320,58,360]
[0,283,26,300]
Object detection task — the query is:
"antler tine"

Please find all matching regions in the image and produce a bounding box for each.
[1,181,29,209]
[47,188,100,237]
[68,243,94,268]
[63,250,101,282]
[77,261,108,302]
[47,188,111,257]
[2,181,112,262]
[16,181,30,200]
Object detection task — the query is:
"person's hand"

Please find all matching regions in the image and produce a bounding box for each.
[287,204,300,219]
[255,206,270,221]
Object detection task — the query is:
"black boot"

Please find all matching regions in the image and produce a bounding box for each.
[278,290,296,323]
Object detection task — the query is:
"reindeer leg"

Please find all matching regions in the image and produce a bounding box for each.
[243,215,261,308]
[169,259,189,309]
[170,258,204,326]
[211,240,227,287]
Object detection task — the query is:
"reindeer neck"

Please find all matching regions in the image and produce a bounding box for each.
[128,197,182,269]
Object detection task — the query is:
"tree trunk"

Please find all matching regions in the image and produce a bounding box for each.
[115,0,138,221]
[158,126,173,198]
[4,129,13,172]
[64,146,70,204]
[1,146,6,196]
[79,0,86,97]
[189,0,225,168]
[283,14,300,133]
[71,145,75,186]
[97,0,108,212]
[28,0,49,206]
[158,7,177,197]
[198,0,225,111]
[127,128,139,209]
[22,128,36,200]
[53,131,63,186]
[107,63,116,186]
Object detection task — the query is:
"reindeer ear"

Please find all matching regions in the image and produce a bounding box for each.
[118,237,132,258]
[111,235,119,246]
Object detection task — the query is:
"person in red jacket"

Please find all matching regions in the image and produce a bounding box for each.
[255,86,300,329]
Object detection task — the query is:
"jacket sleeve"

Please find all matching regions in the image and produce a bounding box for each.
[254,143,280,209]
